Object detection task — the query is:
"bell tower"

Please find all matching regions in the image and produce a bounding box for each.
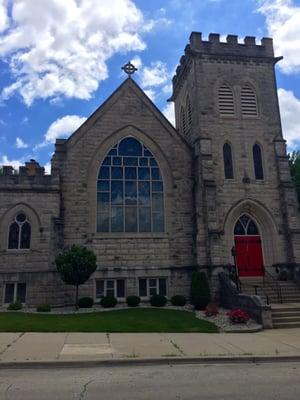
[169,32,300,276]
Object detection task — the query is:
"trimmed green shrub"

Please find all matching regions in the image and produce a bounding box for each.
[100,296,117,308]
[191,271,211,310]
[171,295,187,307]
[78,297,94,308]
[36,303,51,312]
[150,294,167,307]
[126,295,141,307]
[8,301,22,311]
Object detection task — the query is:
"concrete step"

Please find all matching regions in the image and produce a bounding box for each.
[272,307,300,313]
[271,311,300,317]
[272,316,300,323]
[273,322,300,329]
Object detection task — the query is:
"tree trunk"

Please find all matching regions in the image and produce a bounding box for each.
[75,285,79,310]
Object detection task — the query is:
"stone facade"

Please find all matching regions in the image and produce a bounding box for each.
[1,32,300,306]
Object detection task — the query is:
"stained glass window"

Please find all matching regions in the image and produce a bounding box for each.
[97,137,165,233]
[223,143,234,179]
[8,214,31,249]
[253,144,264,180]
[234,215,259,235]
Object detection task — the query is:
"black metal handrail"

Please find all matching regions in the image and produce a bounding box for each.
[263,269,282,303]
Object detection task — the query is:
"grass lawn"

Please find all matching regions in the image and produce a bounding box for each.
[0,308,218,333]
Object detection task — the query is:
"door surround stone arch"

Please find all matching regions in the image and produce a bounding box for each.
[223,199,280,268]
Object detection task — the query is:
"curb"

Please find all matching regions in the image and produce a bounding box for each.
[1,355,300,369]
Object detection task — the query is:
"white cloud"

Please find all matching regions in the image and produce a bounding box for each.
[37,115,87,148]
[257,0,300,73]
[278,88,300,149]
[162,102,175,127]
[141,61,170,88]
[0,155,23,170]
[0,0,150,105]
[130,55,143,70]
[44,162,51,175]
[144,89,156,102]
[0,0,8,32]
[15,137,28,149]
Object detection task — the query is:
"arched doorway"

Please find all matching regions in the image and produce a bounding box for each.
[234,214,264,277]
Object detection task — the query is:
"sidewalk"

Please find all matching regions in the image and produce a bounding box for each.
[1,328,300,366]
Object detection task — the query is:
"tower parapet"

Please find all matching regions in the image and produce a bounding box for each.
[170,32,279,100]
[189,32,274,57]
[0,159,59,189]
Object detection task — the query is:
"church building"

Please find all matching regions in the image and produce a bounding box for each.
[1,32,300,307]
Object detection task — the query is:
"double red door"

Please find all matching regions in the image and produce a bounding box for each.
[234,236,264,277]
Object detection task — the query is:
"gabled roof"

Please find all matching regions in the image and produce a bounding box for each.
[62,77,191,151]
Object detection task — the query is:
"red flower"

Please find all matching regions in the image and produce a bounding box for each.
[227,309,250,324]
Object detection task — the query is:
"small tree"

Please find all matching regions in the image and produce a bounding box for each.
[190,271,211,310]
[55,245,97,309]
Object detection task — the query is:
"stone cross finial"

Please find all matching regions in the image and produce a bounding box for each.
[122,61,137,78]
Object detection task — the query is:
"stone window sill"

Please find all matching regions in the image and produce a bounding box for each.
[92,232,168,240]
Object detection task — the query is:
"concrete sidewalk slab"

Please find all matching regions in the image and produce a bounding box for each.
[59,333,112,360]
[162,333,234,356]
[109,333,180,358]
[0,333,66,362]
[1,329,300,364]
[220,333,300,356]
[0,333,21,354]
[257,329,300,352]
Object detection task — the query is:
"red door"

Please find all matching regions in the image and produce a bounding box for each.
[234,236,264,277]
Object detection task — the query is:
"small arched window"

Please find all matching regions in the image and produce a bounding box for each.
[218,84,235,116]
[253,143,264,180]
[186,96,192,128]
[180,106,186,134]
[8,213,31,249]
[223,143,234,179]
[97,137,165,233]
[234,214,259,235]
[241,85,258,117]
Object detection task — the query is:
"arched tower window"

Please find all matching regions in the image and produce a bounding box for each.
[218,84,235,116]
[8,213,31,249]
[241,85,258,117]
[180,106,186,134]
[186,96,192,128]
[97,137,165,233]
[234,214,259,235]
[253,143,264,180]
[223,143,234,179]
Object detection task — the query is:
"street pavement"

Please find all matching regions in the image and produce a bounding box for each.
[0,362,300,399]
[1,328,300,364]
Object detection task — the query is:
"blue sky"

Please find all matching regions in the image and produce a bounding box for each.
[0,0,300,172]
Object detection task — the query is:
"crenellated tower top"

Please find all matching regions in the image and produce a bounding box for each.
[170,32,281,101]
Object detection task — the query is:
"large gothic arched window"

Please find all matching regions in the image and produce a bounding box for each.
[253,143,264,180]
[8,213,31,249]
[97,137,165,233]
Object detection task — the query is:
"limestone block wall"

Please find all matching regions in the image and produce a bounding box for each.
[52,79,196,276]
[0,166,61,304]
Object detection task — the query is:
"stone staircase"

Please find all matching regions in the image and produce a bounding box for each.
[271,304,300,329]
[240,278,300,328]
